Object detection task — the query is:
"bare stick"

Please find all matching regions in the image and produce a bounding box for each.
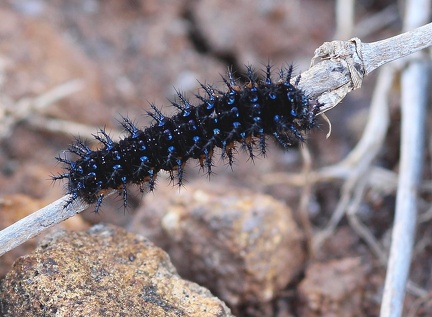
[312,63,396,250]
[0,79,84,140]
[354,5,399,38]
[363,23,432,75]
[298,145,314,257]
[0,23,431,257]
[380,56,428,317]
[0,195,86,255]
[0,192,116,256]
[379,1,431,316]
[303,22,432,113]
[334,0,355,39]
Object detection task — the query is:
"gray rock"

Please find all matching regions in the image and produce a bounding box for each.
[0,224,234,317]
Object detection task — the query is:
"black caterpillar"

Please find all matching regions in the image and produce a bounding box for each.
[54,64,321,212]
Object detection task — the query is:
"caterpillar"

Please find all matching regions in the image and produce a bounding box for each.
[54,64,321,212]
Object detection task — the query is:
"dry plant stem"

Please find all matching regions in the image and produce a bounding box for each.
[261,165,398,193]
[0,79,84,140]
[406,280,428,298]
[418,204,432,223]
[380,2,430,316]
[0,196,87,256]
[355,5,400,38]
[380,59,428,317]
[305,22,432,114]
[298,145,314,257]
[29,116,123,141]
[312,154,372,251]
[321,63,394,173]
[346,175,388,265]
[0,191,115,256]
[30,79,85,113]
[334,0,355,39]
[407,294,432,317]
[312,64,394,251]
[362,22,432,75]
[0,24,432,257]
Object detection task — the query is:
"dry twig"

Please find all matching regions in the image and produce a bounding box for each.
[380,1,431,315]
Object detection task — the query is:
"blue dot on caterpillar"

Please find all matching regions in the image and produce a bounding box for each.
[53,64,321,213]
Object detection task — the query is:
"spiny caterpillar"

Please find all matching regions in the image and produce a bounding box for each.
[54,64,321,212]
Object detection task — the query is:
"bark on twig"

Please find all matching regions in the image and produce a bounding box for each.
[301,22,432,113]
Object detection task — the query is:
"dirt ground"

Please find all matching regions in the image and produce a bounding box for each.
[0,1,431,316]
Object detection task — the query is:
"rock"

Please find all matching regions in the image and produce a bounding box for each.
[130,181,305,306]
[297,257,367,317]
[0,224,233,317]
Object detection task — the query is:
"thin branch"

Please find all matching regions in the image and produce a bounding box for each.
[0,191,116,256]
[334,0,355,39]
[363,23,432,75]
[298,145,314,257]
[303,22,432,113]
[379,1,431,316]
[346,176,388,266]
[0,79,84,140]
[354,5,400,39]
[312,63,395,251]
[0,195,86,255]
[380,57,428,317]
